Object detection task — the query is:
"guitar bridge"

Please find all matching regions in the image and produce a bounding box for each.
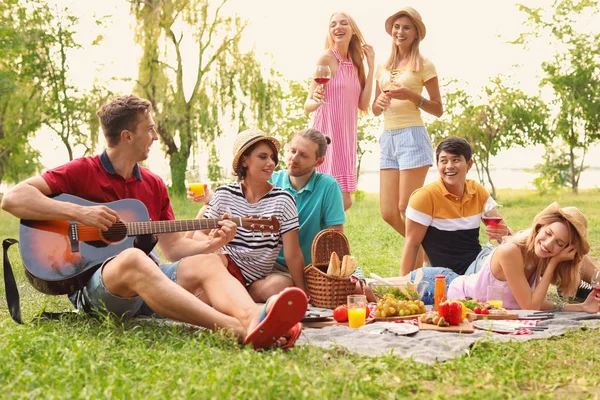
[69,222,80,253]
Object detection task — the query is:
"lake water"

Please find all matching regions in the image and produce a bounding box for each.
[357,167,600,193]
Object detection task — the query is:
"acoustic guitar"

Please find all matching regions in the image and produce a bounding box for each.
[19,194,280,296]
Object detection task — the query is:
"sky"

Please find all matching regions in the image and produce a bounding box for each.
[26,0,600,191]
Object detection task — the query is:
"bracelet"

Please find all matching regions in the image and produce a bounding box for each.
[416,96,424,109]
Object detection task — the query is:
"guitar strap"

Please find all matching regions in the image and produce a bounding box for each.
[3,238,79,324]
[3,238,22,324]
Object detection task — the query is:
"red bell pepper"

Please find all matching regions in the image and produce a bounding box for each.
[438,300,463,325]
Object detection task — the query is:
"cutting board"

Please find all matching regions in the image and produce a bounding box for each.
[418,318,474,333]
[303,318,376,329]
[371,313,423,322]
[466,312,519,322]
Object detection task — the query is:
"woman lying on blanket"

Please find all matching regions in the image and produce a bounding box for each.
[186,128,307,304]
[413,202,600,313]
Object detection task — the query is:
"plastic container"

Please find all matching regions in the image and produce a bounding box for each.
[368,280,429,301]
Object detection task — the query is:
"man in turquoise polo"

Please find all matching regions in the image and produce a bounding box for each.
[187,128,346,291]
[270,128,345,273]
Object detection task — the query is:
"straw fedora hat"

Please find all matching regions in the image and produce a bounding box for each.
[231,128,281,172]
[385,7,426,40]
[534,202,590,255]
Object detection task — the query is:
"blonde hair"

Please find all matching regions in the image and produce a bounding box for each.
[325,12,367,90]
[506,213,585,297]
[384,15,423,73]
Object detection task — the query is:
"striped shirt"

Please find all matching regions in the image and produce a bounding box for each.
[406,178,496,275]
[312,48,361,192]
[204,182,299,284]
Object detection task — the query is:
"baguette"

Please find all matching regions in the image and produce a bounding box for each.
[326,251,341,276]
[341,255,357,277]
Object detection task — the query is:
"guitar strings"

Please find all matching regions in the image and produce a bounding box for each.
[74,217,274,235]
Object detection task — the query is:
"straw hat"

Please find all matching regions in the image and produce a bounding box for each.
[385,7,426,40]
[231,128,281,171]
[534,202,590,255]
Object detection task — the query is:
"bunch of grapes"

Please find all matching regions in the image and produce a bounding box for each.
[374,294,426,318]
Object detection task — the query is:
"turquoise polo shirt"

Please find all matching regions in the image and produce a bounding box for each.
[271,170,345,267]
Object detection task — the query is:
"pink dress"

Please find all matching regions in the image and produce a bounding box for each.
[312,48,361,193]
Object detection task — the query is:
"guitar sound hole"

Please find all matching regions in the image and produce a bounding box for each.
[100,222,127,243]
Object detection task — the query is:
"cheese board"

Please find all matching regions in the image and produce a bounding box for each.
[418,318,475,333]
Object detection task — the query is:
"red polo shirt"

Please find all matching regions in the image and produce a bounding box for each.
[42,151,174,222]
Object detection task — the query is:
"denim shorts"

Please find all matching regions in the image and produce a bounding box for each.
[70,256,181,318]
[379,126,434,170]
[409,246,493,305]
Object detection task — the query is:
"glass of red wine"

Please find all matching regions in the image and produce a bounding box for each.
[482,204,504,246]
[313,65,331,104]
[591,270,600,299]
[382,71,399,115]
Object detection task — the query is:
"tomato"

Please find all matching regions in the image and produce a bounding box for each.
[473,306,482,315]
[480,308,490,315]
[333,305,349,322]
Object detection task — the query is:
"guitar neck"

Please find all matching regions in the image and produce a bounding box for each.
[125,217,244,236]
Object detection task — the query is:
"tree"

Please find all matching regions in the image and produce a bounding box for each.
[515,0,600,193]
[0,0,48,186]
[40,6,108,160]
[130,0,284,195]
[356,115,378,179]
[429,78,550,198]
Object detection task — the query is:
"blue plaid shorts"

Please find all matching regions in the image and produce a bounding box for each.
[379,126,434,170]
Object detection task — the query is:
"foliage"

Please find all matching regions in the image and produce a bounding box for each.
[531,143,583,193]
[356,114,379,179]
[130,0,285,195]
[514,0,600,193]
[428,78,550,198]
[39,7,113,161]
[0,0,47,185]
[274,79,310,150]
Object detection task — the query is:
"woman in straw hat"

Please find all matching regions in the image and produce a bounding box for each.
[191,128,307,306]
[416,203,599,312]
[372,7,443,270]
[304,12,375,211]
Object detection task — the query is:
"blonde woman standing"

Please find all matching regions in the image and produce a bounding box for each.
[372,7,443,270]
[304,12,375,210]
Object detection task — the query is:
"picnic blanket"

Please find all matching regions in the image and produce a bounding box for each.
[298,310,600,364]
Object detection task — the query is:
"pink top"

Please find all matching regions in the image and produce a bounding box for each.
[312,48,361,193]
[447,248,538,310]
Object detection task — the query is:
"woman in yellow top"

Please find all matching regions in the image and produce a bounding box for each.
[372,7,443,270]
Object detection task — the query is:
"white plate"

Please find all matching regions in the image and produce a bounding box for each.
[359,322,419,336]
[302,307,333,322]
[472,319,524,333]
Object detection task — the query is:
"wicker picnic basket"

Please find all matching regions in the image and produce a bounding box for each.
[304,229,356,309]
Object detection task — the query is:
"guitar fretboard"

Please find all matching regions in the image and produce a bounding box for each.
[125,217,244,236]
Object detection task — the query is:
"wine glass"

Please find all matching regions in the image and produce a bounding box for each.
[313,65,331,104]
[591,270,600,299]
[382,70,399,115]
[482,204,504,247]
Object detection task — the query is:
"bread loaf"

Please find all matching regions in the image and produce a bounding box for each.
[326,251,341,276]
[340,255,357,277]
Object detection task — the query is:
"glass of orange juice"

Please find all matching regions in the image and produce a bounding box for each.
[347,295,367,328]
[186,169,205,197]
[487,285,504,308]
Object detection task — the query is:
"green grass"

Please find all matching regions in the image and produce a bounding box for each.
[1,190,600,399]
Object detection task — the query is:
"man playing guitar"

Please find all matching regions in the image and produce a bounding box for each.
[1,95,307,350]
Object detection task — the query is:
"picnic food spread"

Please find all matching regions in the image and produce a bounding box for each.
[374,294,426,318]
